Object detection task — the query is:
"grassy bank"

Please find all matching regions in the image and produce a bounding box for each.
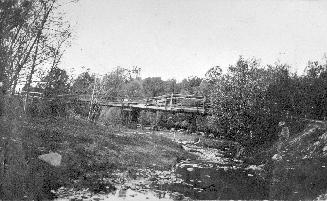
[21,116,195,198]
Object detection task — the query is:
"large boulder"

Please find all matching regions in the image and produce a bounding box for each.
[38,152,62,167]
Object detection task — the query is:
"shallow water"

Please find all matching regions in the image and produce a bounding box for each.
[48,129,327,200]
[54,141,269,201]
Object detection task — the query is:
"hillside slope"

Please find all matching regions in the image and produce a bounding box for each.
[268,119,327,200]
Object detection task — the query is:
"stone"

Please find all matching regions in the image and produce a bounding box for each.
[186,167,194,172]
[272,154,282,161]
[38,152,62,167]
[323,146,327,152]
[320,132,327,141]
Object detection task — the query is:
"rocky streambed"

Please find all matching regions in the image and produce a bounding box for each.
[23,118,327,200]
[54,131,269,201]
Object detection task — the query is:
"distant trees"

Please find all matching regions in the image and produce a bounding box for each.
[40,67,70,98]
[66,56,327,153]
[98,66,143,101]
[123,79,143,100]
[142,77,165,98]
[71,71,94,95]
[180,76,202,95]
[163,78,181,94]
[100,67,130,101]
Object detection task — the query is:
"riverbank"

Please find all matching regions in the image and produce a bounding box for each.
[29,116,266,201]
[21,116,327,200]
[22,116,197,199]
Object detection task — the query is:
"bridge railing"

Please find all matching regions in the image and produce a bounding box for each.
[19,91,213,113]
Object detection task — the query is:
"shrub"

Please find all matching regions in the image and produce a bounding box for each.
[138,111,156,126]
[99,107,122,126]
[27,98,69,118]
[196,115,209,133]
[71,100,89,117]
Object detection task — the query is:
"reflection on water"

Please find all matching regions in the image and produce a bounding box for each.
[109,160,268,200]
[55,157,327,201]
[54,159,269,200]
[115,188,173,201]
[269,158,327,200]
[154,160,269,200]
[54,146,327,201]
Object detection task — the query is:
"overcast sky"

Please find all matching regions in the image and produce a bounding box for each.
[60,0,327,80]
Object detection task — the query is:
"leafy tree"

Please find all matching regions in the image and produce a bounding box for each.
[200,66,223,101]
[71,71,94,94]
[142,77,164,97]
[180,76,202,95]
[205,66,222,83]
[123,79,143,100]
[209,57,274,145]
[292,60,327,118]
[126,66,141,80]
[100,67,130,101]
[163,79,181,94]
[40,67,70,98]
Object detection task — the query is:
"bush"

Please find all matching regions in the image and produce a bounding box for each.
[138,111,156,127]
[166,114,176,129]
[71,100,89,117]
[195,115,205,132]
[27,98,68,118]
[99,107,122,126]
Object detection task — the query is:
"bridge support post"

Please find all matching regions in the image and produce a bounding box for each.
[188,113,197,134]
[152,110,160,131]
[120,104,124,125]
[128,106,132,125]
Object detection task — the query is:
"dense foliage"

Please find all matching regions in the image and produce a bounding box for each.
[67,56,327,151]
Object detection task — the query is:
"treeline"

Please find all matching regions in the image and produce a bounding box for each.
[72,57,327,150]
[28,55,327,152]
[69,66,204,101]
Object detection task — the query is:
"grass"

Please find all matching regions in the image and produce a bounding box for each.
[21,116,195,198]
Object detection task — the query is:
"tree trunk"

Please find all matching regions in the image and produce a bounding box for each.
[24,37,40,112]
[9,2,54,93]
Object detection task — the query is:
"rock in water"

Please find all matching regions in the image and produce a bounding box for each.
[272,153,282,161]
[186,167,194,172]
[38,152,62,167]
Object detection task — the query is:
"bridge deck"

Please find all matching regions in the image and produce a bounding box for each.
[77,99,207,114]
[22,92,211,114]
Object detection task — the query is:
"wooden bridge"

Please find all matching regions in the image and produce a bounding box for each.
[22,91,212,114]
[78,93,211,114]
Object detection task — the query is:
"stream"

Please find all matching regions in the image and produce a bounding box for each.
[55,135,270,201]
